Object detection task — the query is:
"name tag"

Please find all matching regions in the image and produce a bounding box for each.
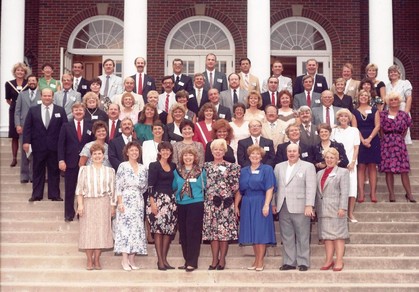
[82,85,87,89]
[315,99,320,103]
[54,113,61,118]
[219,113,225,118]
[388,115,395,119]
[37,100,42,104]
[317,83,322,87]
[252,170,260,174]
[297,173,304,178]
[218,166,226,173]
[189,94,194,99]
[329,173,336,177]
[71,96,76,101]
[301,152,308,158]
[92,115,98,120]
[217,78,223,83]
[264,146,270,151]
[188,178,197,183]
[366,109,372,114]
[349,86,355,91]
[147,81,152,86]
[118,128,122,132]
[178,81,184,86]
[87,130,92,135]
[315,131,318,135]
[50,84,56,88]
[17,86,23,90]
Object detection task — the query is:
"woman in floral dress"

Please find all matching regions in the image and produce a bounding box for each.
[114,142,148,271]
[202,139,241,270]
[147,142,177,270]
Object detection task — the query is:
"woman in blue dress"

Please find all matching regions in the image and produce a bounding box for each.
[114,142,148,271]
[235,144,276,271]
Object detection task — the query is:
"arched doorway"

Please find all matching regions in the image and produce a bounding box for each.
[165,16,235,77]
[271,17,332,86]
[64,15,124,79]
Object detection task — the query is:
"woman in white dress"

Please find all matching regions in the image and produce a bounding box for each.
[142,121,165,169]
[229,103,249,161]
[331,109,360,223]
[114,142,148,271]
[386,65,413,144]
[244,90,265,122]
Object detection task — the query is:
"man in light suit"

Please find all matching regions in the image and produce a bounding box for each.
[187,73,209,114]
[237,119,275,168]
[293,75,321,110]
[275,123,314,164]
[131,57,156,104]
[72,62,90,97]
[220,73,248,115]
[54,73,81,120]
[23,88,68,202]
[273,143,316,271]
[331,63,360,101]
[293,58,328,95]
[239,57,260,93]
[203,53,228,92]
[15,75,41,183]
[261,76,280,110]
[58,103,93,221]
[261,60,292,94]
[171,58,194,94]
[99,58,123,101]
[261,105,287,151]
[311,90,342,127]
[298,106,320,147]
[208,88,232,122]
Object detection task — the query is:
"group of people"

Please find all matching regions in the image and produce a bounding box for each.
[5,53,415,272]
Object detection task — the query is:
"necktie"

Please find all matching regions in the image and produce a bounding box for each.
[270,123,275,128]
[127,136,131,143]
[326,107,330,125]
[306,91,311,107]
[209,72,214,88]
[305,125,311,136]
[30,90,34,101]
[138,73,143,95]
[233,89,238,104]
[176,75,180,84]
[244,74,249,90]
[271,92,275,106]
[110,120,116,140]
[62,90,68,107]
[104,75,110,97]
[77,121,82,142]
[44,106,50,129]
[197,89,202,105]
[254,137,259,145]
[74,78,79,90]
[165,94,170,112]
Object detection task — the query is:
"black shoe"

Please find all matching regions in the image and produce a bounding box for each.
[51,197,63,201]
[20,180,29,184]
[298,265,308,271]
[157,263,167,271]
[164,264,175,270]
[178,265,187,270]
[216,264,225,270]
[65,217,73,222]
[279,264,296,271]
[28,197,41,202]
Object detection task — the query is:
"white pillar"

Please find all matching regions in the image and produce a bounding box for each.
[123,0,147,77]
[247,0,271,82]
[0,0,25,137]
[369,0,393,83]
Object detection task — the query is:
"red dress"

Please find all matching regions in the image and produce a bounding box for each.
[193,121,213,149]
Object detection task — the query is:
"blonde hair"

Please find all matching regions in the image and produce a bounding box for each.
[336,108,353,122]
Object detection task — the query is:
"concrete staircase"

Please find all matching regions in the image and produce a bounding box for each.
[1,138,418,291]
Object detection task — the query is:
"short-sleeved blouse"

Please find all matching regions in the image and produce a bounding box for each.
[80,141,111,167]
[75,165,116,204]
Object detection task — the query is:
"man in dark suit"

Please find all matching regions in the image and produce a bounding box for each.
[15,75,41,183]
[58,103,93,221]
[293,58,328,95]
[187,73,209,114]
[107,103,122,141]
[237,120,275,168]
[261,76,280,110]
[131,57,156,104]
[275,123,314,165]
[109,117,136,171]
[298,106,320,147]
[208,88,232,122]
[72,62,90,97]
[171,58,194,94]
[23,88,68,202]
[203,53,228,92]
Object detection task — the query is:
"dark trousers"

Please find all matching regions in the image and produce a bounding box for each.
[31,150,60,200]
[177,202,204,268]
[64,167,79,219]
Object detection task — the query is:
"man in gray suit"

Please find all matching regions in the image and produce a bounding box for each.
[293,75,321,110]
[273,143,316,271]
[14,75,40,183]
[311,90,342,127]
[54,74,81,121]
[203,53,228,92]
[99,58,123,100]
[220,73,248,115]
[298,106,320,147]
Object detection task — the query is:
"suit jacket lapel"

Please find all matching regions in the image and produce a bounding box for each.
[322,166,338,193]
[286,160,301,186]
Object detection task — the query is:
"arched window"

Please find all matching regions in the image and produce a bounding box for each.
[165,16,235,76]
[68,16,124,55]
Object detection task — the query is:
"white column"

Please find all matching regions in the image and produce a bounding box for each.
[0,0,25,137]
[123,0,147,77]
[369,0,393,83]
[247,0,270,82]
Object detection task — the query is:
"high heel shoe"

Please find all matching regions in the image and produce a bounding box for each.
[10,158,17,167]
[370,196,377,203]
[129,263,140,270]
[405,194,417,203]
[208,260,219,270]
[356,198,365,203]
[333,263,344,272]
[121,262,132,271]
[157,263,167,271]
[164,264,175,270]
[320,262,334,270]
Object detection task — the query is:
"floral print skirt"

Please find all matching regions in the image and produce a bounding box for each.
[146,192,178,235]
